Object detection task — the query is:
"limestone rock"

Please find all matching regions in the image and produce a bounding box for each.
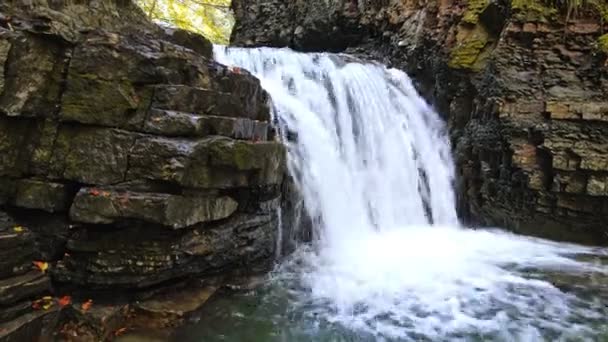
[12,179,71,213]
[70,188,238,229]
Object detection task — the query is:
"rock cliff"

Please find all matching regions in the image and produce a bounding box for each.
[0,1,285,339]
[231,0,608,245]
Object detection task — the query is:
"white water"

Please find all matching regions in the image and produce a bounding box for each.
[214,47,608,340]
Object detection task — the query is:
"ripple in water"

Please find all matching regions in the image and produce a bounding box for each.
[203,46,608,341]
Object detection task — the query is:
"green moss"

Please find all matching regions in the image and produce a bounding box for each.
[448,27,491,70]
[463,0,490,24]
[511,0,559,22]
[589,0,608,21]
[598,34,608,53]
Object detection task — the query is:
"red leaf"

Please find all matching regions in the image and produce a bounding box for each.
[58,296,72,307]
[32,261,49,273]
[89,189,101,196]
[81,299,93,312]
[114,327,128,336]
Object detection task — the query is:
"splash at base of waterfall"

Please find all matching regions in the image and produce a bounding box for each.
[204,46,608,341]
[170,226,607,341]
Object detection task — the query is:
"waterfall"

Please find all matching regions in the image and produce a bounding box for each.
[213,46,606,340]
[215,47,458,244]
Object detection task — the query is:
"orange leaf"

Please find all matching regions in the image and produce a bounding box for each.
[32,261,49,273]
[101,191,111,197]
[114,327,128,336]
[81,299,93,312]
[57,296,72,307]
[89,189,100,196]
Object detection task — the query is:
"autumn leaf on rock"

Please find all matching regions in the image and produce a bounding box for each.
[89,189,101,196]
[114,327,128,337]
[81,299,93,312]
[58,296,72,307]
[32,297,54,311]
[12,226,24,233]
[33,261,49,273]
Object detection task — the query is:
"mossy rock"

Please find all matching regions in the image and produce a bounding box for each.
[70,188,238,229]
[12,179,70,213]
[463,0,490,25]
[598,34,608,54]
[511,0,558,22]
[449,25,492,70]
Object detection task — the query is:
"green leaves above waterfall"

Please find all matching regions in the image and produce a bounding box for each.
[136,0,233,44]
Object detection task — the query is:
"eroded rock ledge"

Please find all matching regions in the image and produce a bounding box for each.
[0,1,285,339]
[231,0,608,245]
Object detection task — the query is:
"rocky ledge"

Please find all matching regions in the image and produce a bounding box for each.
[231,0,608,245]
[0,1,285,340]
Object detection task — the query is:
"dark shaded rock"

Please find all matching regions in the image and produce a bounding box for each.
[53,213,277,289]
[12,179,71,213]
[129,285,218,329]
[0,271,50,307]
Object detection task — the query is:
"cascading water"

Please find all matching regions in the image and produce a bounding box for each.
[206,46,608,341]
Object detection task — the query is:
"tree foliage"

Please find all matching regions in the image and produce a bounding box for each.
[137,0,233,44]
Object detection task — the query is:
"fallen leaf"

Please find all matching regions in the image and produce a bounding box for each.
[230,66,243,74]
[89,189,100,196]
[13,226,24,233]
[33,261,49,273]
[32,297,53,311]
[101,191,111,197]
[57,295,72,307]
[119,195,130,206]
[81,299,93,312]
[114,327,128,336]
[32,301,41,310]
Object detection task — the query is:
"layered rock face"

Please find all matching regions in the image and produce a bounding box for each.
[0,1,284,338]
[231,0,608,245]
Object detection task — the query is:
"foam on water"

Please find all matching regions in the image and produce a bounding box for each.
[214,46,608,340]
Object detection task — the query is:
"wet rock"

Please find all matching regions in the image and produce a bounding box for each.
[0,271,50,307]
[70,188,238,229]
[12,179,71,213]
[0,0,286,337]
[129,285,218,329]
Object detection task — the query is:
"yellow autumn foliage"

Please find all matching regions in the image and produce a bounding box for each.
[137,0,233,44]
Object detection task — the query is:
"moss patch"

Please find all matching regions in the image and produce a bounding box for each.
[449,26,491,70]
[511,0,558,22]
[463,0,490,25]
[598,34,608,53]
[589,0,608,21]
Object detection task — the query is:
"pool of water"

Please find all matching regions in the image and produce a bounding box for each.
[167,228,608,342]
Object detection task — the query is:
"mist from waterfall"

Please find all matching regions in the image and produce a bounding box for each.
[213,46,608,341]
